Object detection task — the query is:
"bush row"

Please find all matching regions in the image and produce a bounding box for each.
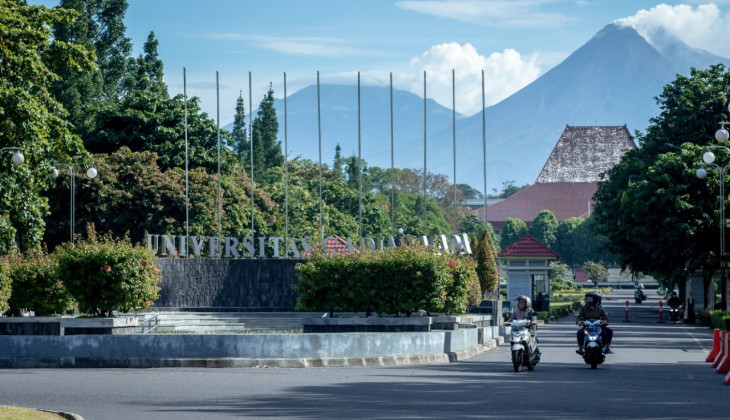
[0,229,161,317]
[294,246,481,316]
[709,310,730,331]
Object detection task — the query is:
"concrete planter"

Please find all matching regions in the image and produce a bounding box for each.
[0,317,63,336]
[303,316,433,333]
[61,317,138,335]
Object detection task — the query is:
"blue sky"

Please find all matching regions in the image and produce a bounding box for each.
[31,1,730,123]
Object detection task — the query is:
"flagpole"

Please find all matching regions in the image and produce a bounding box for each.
[184,67,189,244]
[390,72,395,231]
[452,69,457,231]
[216,71,221,240]
[317,71,323,241]
[249,71,254,237]
[482,69,488,227]
[357,71,363,239]
[423,71,427,236]
[284,71,289,256]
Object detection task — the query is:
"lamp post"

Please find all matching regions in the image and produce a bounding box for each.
[0,147,24,165]
[51,163,98,243]
[696,105,730,310]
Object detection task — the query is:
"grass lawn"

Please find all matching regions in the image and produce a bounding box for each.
[0,406,66,419]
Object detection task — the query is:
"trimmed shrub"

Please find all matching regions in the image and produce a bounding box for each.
[294,246,476,315]
[5,251,75,316]
[709,310,730,331]
[54,229,161,316]
[0,259,10,314]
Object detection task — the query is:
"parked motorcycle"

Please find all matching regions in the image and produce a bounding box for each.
[579,319,606,369]
[508,319,540,372]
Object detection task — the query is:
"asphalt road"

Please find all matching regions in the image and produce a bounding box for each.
[0,289,726,419]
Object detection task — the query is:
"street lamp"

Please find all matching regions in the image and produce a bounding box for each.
[51,163,98,243]
[696,103,730,310]
[0,147,24,165]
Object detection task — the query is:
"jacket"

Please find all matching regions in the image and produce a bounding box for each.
[576,304,609,325]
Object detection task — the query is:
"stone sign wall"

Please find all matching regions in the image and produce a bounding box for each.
[154,258,303,311]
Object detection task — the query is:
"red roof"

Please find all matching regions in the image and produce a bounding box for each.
[324,235,355,255]
[479,182,597,226]
[498,235,559,258]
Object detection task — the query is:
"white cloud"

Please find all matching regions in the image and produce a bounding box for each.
[396,42,540,115]
[395,0,569,27]
[615,3,730,58]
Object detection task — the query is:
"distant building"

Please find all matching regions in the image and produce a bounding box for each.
[479,125,635,235]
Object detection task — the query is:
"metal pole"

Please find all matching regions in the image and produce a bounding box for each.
[216,71,221,239]
[722,168,727,310]
[284,72,289,256]
[317,71,323,240]
[452,69,456,231]
[390,72,395,231]
[249,71,254,237]
[357,71,363,239]
[482,69,487,227]
[423,71,427,236]
[70,167,75,243]
[184,67,189,244]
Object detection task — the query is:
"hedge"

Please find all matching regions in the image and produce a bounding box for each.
[294,246,479,316]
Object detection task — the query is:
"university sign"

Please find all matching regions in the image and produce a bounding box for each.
[147,233,474,259]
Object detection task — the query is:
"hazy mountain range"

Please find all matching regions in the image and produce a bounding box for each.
[232,23,730,193]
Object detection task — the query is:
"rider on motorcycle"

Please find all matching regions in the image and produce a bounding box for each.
[576,291,613,354]
[507,295,537,339]
[667,292,681,309]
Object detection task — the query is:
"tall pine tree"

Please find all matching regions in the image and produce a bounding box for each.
[123,31,167,97]
[232,92,248,165]
[247,83,283,182]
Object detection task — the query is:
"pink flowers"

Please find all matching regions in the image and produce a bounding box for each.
[448,260,456,269]
[103,264,111,272]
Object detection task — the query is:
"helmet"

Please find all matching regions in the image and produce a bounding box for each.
[515,295,531,308]
[585,291,602,305]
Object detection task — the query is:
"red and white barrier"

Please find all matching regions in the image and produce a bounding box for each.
[716,331,730,374]
[707,329,721,362]
[712,330,727,369]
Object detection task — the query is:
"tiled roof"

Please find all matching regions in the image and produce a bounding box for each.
[479,125,635,226]
[498,235,559,258]
[324,234,353,255]
[537,125,635,183]
[478,182,597,225]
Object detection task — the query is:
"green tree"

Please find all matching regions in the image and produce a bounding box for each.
[232,91,248,165]
[553,217,582,266]
[593,65,730,301]
[50,0,132,136]
[123,31,167,98]
[583,260,608,286]
[500,217,527,249]
[529,210,558,248]
[247,84,284,184]
[0,0,94,252]
[475,224,500,294]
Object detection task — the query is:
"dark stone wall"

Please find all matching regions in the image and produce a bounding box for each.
[154,258,303,311]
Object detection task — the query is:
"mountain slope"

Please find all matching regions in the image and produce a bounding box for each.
[262,24,729,191]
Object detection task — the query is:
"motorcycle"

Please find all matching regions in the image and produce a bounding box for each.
[508,319,540,372]
[669,304,680,323]
[579,319,606,369]
[634,290,646,304]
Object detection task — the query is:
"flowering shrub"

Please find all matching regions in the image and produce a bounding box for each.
[5,250,75,316]
[54,229,161,316]
[294,246,478,315]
